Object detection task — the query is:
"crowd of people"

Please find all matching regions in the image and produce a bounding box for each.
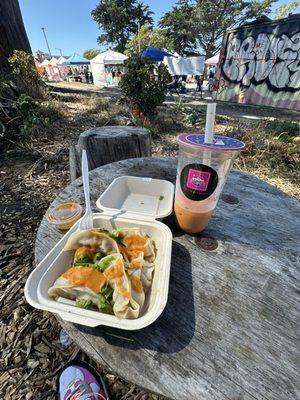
[167,66,216,97]
[66,66,93,83]
[105,66,123,85]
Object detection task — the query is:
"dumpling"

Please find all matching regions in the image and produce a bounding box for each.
[118,228,156,263]
[116,228,156,288]
[48,266,107,307]
[48,227,157,320]
[64,229,119,255]
[140,260,155,289]
[127,268,145,308]
[102,254,143,319]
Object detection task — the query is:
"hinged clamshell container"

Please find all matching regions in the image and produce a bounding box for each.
[25,176,174,329]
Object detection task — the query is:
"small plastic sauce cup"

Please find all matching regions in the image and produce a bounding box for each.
[46,202,82,230]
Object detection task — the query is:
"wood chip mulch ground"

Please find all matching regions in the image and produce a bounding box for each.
[0,92,166,399]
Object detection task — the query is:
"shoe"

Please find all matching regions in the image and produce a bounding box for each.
[57,360,110,400]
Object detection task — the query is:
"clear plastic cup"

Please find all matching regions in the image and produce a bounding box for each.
[47,202,82,230]
[174,133,245,233]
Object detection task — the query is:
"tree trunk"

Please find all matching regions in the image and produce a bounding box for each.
[0,0,31,76]
[69,126,152,181]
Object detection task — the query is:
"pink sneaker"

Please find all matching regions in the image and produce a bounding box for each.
[57,360,109,400]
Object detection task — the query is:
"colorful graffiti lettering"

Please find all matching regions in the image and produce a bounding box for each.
[222,31,300,92]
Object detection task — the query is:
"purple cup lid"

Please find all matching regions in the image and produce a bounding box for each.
[177,133,245,152]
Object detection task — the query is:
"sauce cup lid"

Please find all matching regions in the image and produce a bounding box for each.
[47,202,82,225]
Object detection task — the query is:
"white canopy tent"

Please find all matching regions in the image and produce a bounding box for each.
[163,56,205,76]
[57,56,67,65]
[40,59,50,67]
[90,50,128,87]
[48,57,59,66]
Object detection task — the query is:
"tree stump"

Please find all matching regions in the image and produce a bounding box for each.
[69,126,151,181]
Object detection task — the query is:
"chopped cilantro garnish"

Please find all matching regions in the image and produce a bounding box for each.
[159,195,164,200]
[97,284,114,314]
[93,252,105,263]
[97,228,110,234]
[73,261,94,267]
[75,254,93,264]
[76,298,93,309]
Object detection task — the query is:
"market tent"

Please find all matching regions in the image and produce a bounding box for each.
[141,47,173,62]
[61,53,90,65]
[40,59,50,67]
[90,50,128,87]
[39,59,53,79]
[34,59,45,75]
[48,57,59,66]
[48,57,63,80]
[205,54,220,66]
[56,56,69,80]
[57,56,67,65]
[163,56,205,75]
[91,50,128,65]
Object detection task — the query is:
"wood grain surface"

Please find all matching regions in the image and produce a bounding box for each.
[35,157,300,400]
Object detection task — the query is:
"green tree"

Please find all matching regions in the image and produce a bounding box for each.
[91,0,153,53]
[125,23,174,56]
[274,1,300,19]
[159,0,276,57]
[83,49,101,59]
[159,0,196,56]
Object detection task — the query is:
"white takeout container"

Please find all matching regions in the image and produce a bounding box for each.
[25,176,174,329]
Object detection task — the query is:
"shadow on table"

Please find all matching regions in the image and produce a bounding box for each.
[76,241,195,353]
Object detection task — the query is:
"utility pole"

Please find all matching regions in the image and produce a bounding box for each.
[41,27,51,56]
[55,48,63,56]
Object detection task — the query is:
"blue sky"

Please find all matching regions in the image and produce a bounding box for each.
[19,0,291,56]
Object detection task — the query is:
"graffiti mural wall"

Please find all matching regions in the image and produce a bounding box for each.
[216,15,300,110]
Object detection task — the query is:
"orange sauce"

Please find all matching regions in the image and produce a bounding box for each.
[123,235,147,266]
[174,201,213,233]
[129,275,143,293]
[124,235,146,249]
[62,267,106,294]
[130,258,143,269]
[103,258,124,281]
[116,278,131,298]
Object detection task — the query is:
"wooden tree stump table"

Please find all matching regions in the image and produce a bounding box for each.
[69,126,151,181]
[35,157,300,400]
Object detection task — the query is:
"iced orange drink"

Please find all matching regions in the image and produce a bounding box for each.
[174,133,245,233]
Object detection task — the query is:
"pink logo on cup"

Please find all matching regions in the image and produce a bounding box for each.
[186,169,211,191]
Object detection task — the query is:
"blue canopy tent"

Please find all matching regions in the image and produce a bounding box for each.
[141,47,173,62]
[61,53,90,65]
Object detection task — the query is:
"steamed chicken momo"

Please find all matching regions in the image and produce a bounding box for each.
[117,228,156,289]
[48,253,143,318]
[118,228,156,265]
[48,228,156,319]
[64,229,119,255]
